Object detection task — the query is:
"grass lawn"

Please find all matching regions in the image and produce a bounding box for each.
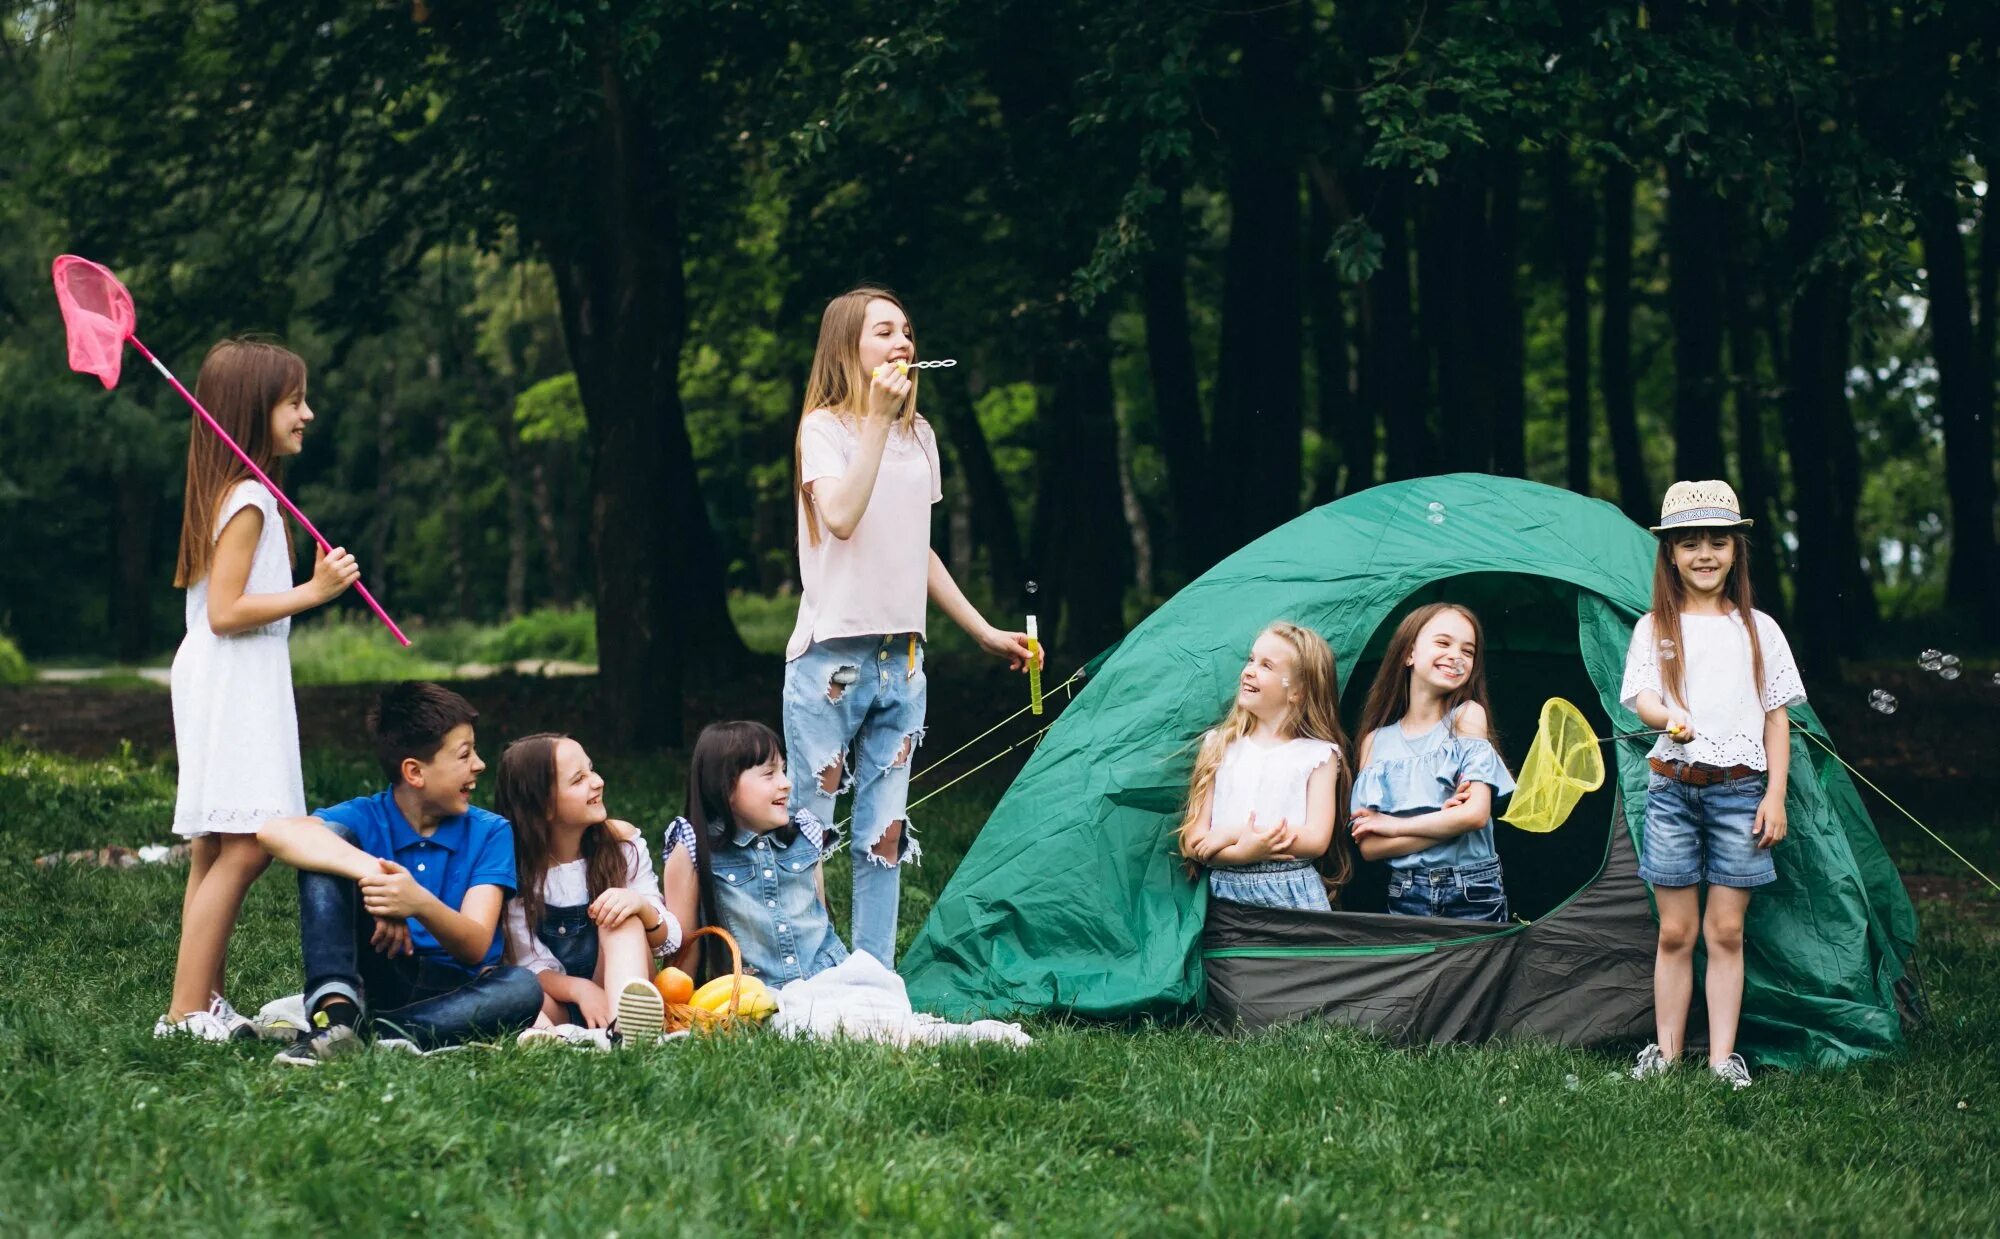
[2,736,1998,1236]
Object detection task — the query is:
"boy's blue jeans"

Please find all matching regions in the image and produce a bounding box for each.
[300,822,542,1048]
[783,634,926,966]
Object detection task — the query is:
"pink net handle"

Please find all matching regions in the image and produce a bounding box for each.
[52,255,137,390]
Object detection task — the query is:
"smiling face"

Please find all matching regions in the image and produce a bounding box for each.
[549,738,608,830]
[410,723,485,818]
[1236,631,1301,726]
[267,385,314,458]
[1407,608,1477,696]
[855,298,915,378]
[728,754,794,833]
[1671,530,1736,602]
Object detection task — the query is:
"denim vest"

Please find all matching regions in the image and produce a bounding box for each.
[704,810,849,985]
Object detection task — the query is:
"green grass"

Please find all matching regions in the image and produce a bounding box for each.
[1,743,1997,1235]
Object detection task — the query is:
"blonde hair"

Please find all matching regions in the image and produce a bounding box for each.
[1179,621,1355,900]
[795,286,920,546]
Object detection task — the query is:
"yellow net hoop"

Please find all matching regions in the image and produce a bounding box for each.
[1499,697,1606,833]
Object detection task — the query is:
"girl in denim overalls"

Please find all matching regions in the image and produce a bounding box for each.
[785,287,1036,966]
[1349,604,1516,923]
[1621,481,1805,1091]
[497,734,681,1045]
[671,721,848,985]
[1179,622,1355,912]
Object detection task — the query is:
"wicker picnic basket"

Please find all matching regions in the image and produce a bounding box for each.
[664,925,762,1033]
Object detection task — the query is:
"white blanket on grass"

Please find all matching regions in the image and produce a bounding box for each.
[772,952,1031,1048]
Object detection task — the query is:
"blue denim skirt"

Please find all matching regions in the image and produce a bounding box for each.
[1208,861,1332,913]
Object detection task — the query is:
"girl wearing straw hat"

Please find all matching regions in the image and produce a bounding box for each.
[1621,480,1806,1090]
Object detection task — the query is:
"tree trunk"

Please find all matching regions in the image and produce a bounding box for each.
[1600,159,1650,523]
[1030,308,1129,655]
[540,57,737,746]
[1306,191,1355,504]
[934,365,1024,598]
[1113,398,1154,599]
[1721,211,1786,621]
[1824,301,1876,650]
[528,457,568,606]
[1140,164,1211,574]
[1550,142,1595,494]
[1368,179,1428,481]
[1778,193,1847,680]
[373,362,396,603]
[1212,24,1304,549]
[1489,148,1526,478]
[1667,163,1726,480]
[1917,182,1998,623]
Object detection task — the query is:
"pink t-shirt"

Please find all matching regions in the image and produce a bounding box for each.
[786,409,942,661]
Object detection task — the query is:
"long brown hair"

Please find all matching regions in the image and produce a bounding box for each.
[1649,530,1766,709]
[174,338,305,587]
[1354,603,1504,762]
[683,720,789,981]
[795,286,920,547]
[496,732,631,941]
[1179,621,1356,901]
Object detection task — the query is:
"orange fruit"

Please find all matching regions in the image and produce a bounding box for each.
[653,966,695,1006]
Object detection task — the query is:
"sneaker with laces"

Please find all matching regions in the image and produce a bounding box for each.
[272,1023,362,1067]
[1630,1043,1675,1080]
[153,1008,238,1042]
[519,1023,614,1051]
[1711,1053,1753,1090]
[615,979,666,1043]
[206,995,267,1040]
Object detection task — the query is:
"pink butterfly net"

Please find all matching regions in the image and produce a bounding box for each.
[50,254,409,645]
[52,255,136,389]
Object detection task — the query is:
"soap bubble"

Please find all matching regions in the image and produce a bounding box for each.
[1918,648,1943,671]
[1868,689,1899,715]
[1423,501,1447,526]
[1659,638,1677,662]
[1563,1073,1580,1091]
[1426,512,1446,525]
[1940,667,1961,681]
[1025,580,1038,594]
[1940,654,1960,668]
[1991,672,2000,687]
[1427,501,1445,513]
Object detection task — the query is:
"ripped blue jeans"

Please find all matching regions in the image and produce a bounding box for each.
[783,634,926,966]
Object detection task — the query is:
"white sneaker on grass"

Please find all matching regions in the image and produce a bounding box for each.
[614,979,666,1043]
[519,1023,614,1051]
[153,1007,238,1042]
[1712,1053,1754,1090]
[1630,1043,1675,1080]
[272,1024,363,1068]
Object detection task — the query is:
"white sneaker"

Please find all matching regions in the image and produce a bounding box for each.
[153,1009,237,1042]
[519,1023,613,1051]
[1630,1043,1675,1080]
[253,993,312,1040]
[206,995,266,1040]
[375,1037,468,1058]
[1711,1053,1754,1090]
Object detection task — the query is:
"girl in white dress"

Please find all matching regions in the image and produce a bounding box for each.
[1178,621,1355,911]
[160,339,359,1040]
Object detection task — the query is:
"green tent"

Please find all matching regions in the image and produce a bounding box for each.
[903,475,1919,1069]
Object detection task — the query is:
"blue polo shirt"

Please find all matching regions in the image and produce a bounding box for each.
[314,789,517,971]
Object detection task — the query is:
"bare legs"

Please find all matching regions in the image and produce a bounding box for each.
[167,833,270,1020]
[1651,882,1752,1066]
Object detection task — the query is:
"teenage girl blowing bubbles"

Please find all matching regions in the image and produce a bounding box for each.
[161,339,359,1039]
[1348,603,1516,923]
[787,287,1034,966]
[1623,481,1804,1090]
[1179,622,1355,912]
[496,734,680,1046]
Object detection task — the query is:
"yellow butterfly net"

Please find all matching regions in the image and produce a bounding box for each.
[1500,697,1606,833]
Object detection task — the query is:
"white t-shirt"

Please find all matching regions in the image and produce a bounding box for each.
[786,410,942,661]
[502,837,680,975]
[1619,609,1806,770]
[1209,735,1339,836]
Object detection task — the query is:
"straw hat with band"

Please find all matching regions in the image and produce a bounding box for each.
[1650,479,1754,533]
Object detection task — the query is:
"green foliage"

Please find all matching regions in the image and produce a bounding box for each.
[287,614,457,687]
[514,373,587,446]
[479,607,598,663]
[0,634,31,686]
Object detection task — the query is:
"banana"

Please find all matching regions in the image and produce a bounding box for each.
[689,974,777,1019]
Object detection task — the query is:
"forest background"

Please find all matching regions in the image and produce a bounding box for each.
[1,0,1995,745]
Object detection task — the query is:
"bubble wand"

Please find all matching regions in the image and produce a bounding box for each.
[871,359,958,376]
[1026,614,1044,716]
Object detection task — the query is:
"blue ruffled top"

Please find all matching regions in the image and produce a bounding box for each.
[1352,704,1516,871]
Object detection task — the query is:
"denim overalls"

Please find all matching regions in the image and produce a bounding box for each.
[700,810,849,985]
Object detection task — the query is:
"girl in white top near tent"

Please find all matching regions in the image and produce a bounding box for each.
[161,339,361,1041]
[1621,480,1806,1091]
[786,287,1036,967]
[1179,621,1355,912]
[496,733,683,1045]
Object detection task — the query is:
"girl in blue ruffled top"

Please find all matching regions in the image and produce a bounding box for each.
[1179,621,1355,912]
[1349,603,1516,923]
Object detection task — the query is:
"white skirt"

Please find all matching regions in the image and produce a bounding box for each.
[170,627,306,837]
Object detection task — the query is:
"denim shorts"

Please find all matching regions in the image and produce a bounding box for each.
[1639,771,1777,889]
[1385,858,1509,923]
[1208,862,1332,913]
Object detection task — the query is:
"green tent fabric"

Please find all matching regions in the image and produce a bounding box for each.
[902,474,1919,1069]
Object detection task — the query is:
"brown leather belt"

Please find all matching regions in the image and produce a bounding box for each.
[1649,757,1758,787]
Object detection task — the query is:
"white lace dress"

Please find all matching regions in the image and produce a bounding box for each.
[171,480,306,837]
[1619,609,1806,771]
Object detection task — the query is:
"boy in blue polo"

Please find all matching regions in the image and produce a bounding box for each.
[258,682,542,1063]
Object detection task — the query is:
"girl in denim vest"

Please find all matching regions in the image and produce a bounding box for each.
[1178,621,1355,912]
[1349,603,1516,924]
[667,721,848,986]
[496,734,679,1046]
